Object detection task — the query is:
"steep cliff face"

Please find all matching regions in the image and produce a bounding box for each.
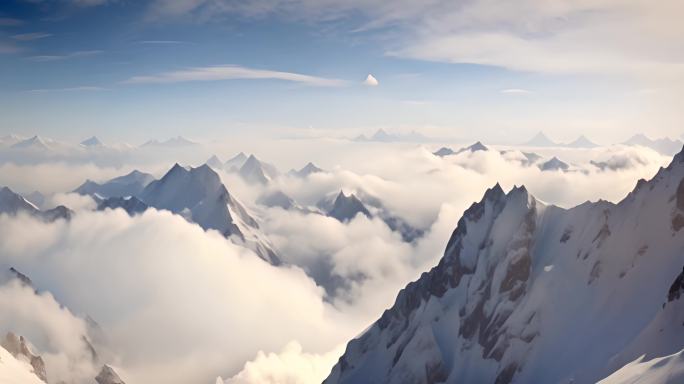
[326,149,684,384]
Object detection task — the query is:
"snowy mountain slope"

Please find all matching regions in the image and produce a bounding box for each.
[0,345,45,384]
[238,155,280,184]
[140,164,281,264]
[0,187,71,221]
[598,349,684,384]
[74,170,155,198]
[1,333,47,383]
[325,147,684,384]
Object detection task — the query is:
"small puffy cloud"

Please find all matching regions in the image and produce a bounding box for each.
[363,74,379,86]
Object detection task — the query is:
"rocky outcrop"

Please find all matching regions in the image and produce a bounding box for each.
[1,332,47,382]
[95,364,126,384]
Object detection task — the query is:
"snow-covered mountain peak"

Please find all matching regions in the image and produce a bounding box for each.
[80,136,103,147]
[11,135,49,150]
[523,131,557,147]
[140,163,280,264]
[206,154,223,169]
[326,146,684,384]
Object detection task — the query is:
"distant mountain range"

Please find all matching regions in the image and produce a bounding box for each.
[353,129,434,143]
[74,164,281,264]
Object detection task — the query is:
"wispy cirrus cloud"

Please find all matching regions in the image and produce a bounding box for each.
[28,50,102,62]
[501,88,532,95]
[0,17,23,27]
[12,32,52,41]
[124,64,348,87]
[25,86,106,93]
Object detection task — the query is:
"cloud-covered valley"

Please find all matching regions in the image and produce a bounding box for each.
[0,137,675,383]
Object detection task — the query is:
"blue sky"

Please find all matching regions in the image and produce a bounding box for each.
[0,0,681,144]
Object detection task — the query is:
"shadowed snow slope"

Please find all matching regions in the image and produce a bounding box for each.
[325,147,684,384]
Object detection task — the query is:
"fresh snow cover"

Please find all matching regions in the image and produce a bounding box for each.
[238,155,279,185]
[325,146,684,384]
[140,163,281,264]
[74,170,155,198]
[0,187,40,215]
[0,345,44,384]
[598,350,684,384]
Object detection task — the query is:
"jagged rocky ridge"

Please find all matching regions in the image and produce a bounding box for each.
[325,147,684,384]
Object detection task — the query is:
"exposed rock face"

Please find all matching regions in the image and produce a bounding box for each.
[97,196,149,215]
[327,191,371,222]
[325,147,684,384]
[1,333,47,382]
[0,186,72,222]
[668,267,684,302]
[95,364,126,384]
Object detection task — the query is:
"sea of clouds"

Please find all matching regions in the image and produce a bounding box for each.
[0,138,673,383]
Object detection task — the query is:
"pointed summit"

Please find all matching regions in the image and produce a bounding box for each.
[80,136,103,147]
[456,141,489,154]
[523,131,558,147]
[205,155,223,170]
[139,163,280,264]
[238,155,279,184]
[224,152,248,170]
[11,135,49,150]
[327,191,371,222]
[566,135,598,148]
[539,156,570,171]
[290,162,324,178]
